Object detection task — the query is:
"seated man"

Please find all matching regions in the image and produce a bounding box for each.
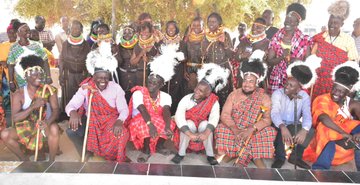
[66,39,130,162]
[172,63,230,165]
[271,55,321,169]
[303,61,360,170]
[127,44,183,162]
[0,55,59,161]
[215,50,276,168]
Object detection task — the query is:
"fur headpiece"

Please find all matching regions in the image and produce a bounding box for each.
[286,55,322,89]
[240,50,267,84]
[15,54,44,79]
[86,42,118,77]
[286,3,307,21]
[328,0,350,20]
[197,63,230,93]
[332,61,360,92]
[149,44,184,82]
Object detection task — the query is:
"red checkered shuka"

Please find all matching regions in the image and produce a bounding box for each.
[86,79,129,162]
[126,86,176,154]
[173,93,219,152]
[311,32,348,99]
[215,88,276,166]
[268,28,312,94]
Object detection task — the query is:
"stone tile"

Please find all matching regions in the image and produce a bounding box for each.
[214,166,248,179]
[114,163,149,175]
[46,162,84,173]
[0,161,22,173]
[148,163,181,176]
[311,170,352,183]
[245,168,282,181]
[278,169,317,182]
[343,171,360,183]
[80,162,116,174]
[11,161,53,173]
[182,165,215,178]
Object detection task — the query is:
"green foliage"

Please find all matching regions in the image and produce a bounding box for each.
[15,0,312,33]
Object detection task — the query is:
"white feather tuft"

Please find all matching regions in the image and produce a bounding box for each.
[149,44,182,82]
[249,49,265,62]
[86,43,118,76]
[197,63,230,92]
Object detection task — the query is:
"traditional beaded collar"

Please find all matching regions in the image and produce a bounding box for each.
[205,26,224,42]
[68,34,84,45]
[188,30,205,42]
[247,31,266,44]
[120,34,138,49]
[163,33,182,45]
[139,35,155,49]
[90,33,98,42]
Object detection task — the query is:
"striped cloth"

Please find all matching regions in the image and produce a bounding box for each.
[86,79,129,162]
[215,88,276,166]
[126,86,176,154]
[303,93,360,165]
[268,28,312,94]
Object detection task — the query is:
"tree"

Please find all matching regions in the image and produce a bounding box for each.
[15,0,311,33]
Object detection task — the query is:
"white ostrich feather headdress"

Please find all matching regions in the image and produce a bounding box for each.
[197,63,230,93]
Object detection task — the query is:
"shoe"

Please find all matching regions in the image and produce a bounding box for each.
[207,156,219,165]
[288,157,310,169]
[171,154,184,164]
[271,159,285,168]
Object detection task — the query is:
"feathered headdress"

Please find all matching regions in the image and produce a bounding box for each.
[14,46,38,78]
[86,42,118,78]
[15,54,44,79]
[328,0,350,20]
[149,43,184,82]
[240,50,267,84]
[197,63,230,93]
[332,61,360,92]
[286,55,322,89]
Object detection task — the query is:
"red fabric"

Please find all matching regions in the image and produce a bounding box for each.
[173,93,218,152]
[312,32,348,99]
[86,79,129,162]
[126,86,176,154]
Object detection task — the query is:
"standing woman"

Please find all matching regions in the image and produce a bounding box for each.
[86,20,101,49]
[130,22,159,89]
[267,3,312,94]
[183,17,205,93]
[160,21,186,114]
[201,12,233,107]
[117,25,138,102]
[7,22,52,92]
[59,20,90,111]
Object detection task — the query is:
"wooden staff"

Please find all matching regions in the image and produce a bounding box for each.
[310,85,314,100]
[233,106,268,165]
[81,90,95,162]
[142,55,148,87]
[34,84,54,162]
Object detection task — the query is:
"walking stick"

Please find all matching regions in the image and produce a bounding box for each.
[34,84,54,162]
[143,55,148,87]
[81,91,94,162]
[233,106,268,166]
[293,95,301,170]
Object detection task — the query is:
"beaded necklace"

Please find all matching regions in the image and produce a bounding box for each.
[139,35,155,49]
[188,30,205,42]
[68,34,84,45]
[120,34,138,49]
[247,31,266,44]
[205,26,224,42]
[90,33,98,42]
[163,33,181,45]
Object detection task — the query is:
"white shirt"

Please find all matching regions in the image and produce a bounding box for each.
[175,94,220,129]
[131,90,172,117]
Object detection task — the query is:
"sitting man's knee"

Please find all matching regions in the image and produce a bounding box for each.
[49,124,59,136]
[0,129,10,141]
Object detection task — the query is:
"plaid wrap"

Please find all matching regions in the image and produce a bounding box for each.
[268,28,312,94]
[303,93,360,165]
[127,86,176,154]
[215,88,276,166]
[173,93,218,152]
[312,32,348,99]
[39,30,54,43]
[86,79,129,162]
[15,85,56,150]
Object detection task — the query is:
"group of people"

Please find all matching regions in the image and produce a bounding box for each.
[0,0,360,171]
